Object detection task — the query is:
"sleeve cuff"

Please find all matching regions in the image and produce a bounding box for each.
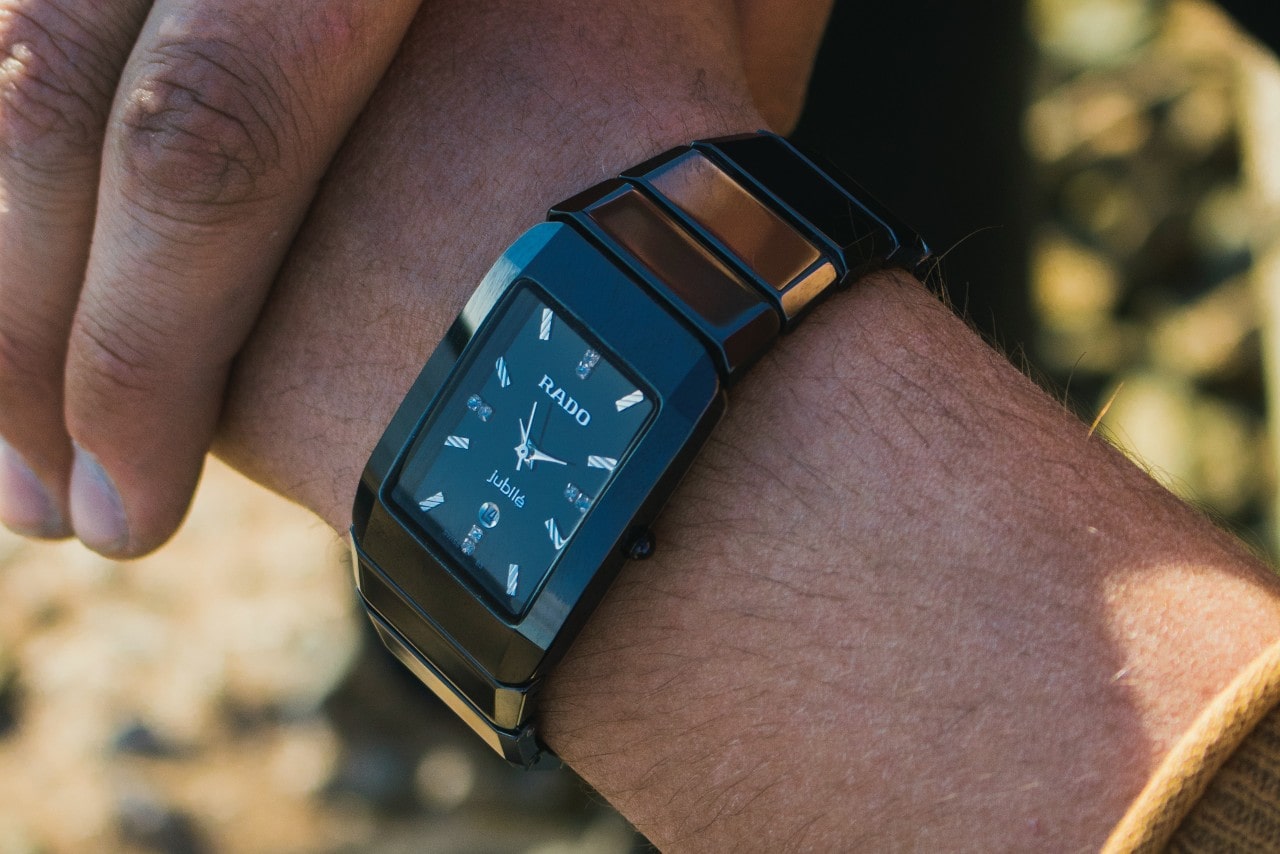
[1105,635,1280,852]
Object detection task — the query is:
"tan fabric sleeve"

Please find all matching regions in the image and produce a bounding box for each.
[1104,638,1280,853]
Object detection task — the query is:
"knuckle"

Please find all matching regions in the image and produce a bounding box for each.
[113,30,293,217]
[0,3,123,168]
[298,5,381,69]
[0,321,58,406]
[69,307,168,402]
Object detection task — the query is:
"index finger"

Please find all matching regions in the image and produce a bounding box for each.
[0,0,151,538]
[63,0,423,556]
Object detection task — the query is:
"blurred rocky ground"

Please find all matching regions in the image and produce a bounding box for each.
[0,461,635,853]
[1,0,1278,852]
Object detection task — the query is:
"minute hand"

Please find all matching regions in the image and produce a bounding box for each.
[514,401,537,470]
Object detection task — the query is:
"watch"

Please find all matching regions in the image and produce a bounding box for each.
[350,130,929,768]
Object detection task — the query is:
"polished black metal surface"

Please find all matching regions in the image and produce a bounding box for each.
[352,223,724,766]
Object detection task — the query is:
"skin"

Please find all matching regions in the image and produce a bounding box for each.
[736,0,835,131]
[0,0,424,554]
[5,0,1280,849]
[542,272,1280,849]
[0,0,823,558]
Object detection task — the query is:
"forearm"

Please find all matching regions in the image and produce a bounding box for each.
[542,270,1280,850]
[215,2,1280,850]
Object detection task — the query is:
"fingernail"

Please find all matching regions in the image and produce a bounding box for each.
[0,438,67,538]
[70,443,129,555]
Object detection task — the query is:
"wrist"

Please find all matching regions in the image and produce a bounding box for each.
[539,270,1280,850]
[346,117,943,777]
[218,53,764,526]
[216,4,1280,846]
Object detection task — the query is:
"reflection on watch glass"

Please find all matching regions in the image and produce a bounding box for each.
[391,285,655,615]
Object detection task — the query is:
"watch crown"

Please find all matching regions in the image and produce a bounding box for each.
[625,529,656,561]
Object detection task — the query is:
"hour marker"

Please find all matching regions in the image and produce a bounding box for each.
[587,456,618,471]
[506,564,519,596]
[575,348,601,380]
[495,356,511,388]
[444,435,470,449]
[539,308,554,341]
[564,483,593,511]
[461,524,483,556]
[616,390,645,412]
[467,394,493,422]
[545,518,568,551]
[419,492,445,512]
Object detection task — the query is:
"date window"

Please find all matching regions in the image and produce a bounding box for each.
[477,502,501,529]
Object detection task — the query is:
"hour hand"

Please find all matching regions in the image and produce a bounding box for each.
[527,447,568,467]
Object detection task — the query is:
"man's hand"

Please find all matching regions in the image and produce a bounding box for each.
[0,0,422,555]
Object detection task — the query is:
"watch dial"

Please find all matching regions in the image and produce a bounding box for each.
[391,285,655,615]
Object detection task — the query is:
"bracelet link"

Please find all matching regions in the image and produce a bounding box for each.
[627,148,839,325]
[693,133,931,282]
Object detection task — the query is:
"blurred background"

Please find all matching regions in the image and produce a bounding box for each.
[2,0,1279,851]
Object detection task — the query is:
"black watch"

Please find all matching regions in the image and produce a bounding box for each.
[350,131,929,768]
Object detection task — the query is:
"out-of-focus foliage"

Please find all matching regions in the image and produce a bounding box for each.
[1027,0,1280,553]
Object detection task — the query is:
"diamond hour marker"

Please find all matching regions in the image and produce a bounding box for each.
[419,492,445,512]
[467,394,493,422]
[461,525,483,556]
[564,483,593,511]
[576,349,601,380]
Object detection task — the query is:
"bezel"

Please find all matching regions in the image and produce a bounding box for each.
[386,283,658,617]
[352,222,724,716]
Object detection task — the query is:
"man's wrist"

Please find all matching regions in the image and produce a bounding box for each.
[217,22,767,528]
[538,270,1280,850]
[213,0,1280,845]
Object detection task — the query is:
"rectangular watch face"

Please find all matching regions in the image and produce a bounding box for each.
[389,285,656,616]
